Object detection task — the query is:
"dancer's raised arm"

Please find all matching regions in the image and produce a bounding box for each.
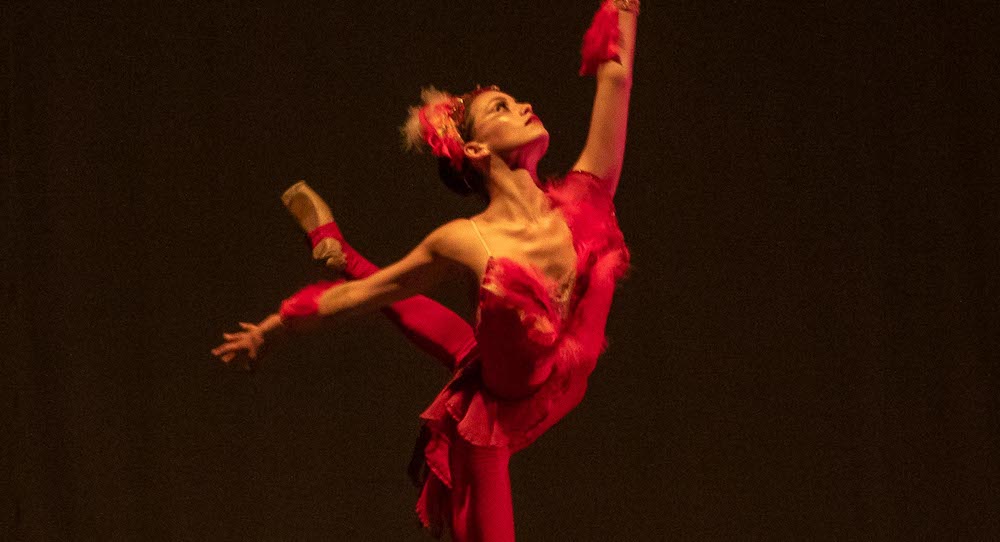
[571,0,639,196]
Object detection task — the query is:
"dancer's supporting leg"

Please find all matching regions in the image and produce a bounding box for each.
[449,439,515,542]
[283,181,477,371]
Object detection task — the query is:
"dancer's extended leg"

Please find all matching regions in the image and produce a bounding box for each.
[283,182,477,371]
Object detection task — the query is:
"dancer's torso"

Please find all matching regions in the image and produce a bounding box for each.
[470,213,576,281]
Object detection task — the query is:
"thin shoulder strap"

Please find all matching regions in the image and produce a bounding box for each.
[468,218,493,258]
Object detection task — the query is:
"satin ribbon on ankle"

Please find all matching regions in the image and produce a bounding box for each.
[308,222,344,249]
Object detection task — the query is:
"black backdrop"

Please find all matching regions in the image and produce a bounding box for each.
[5,1,996,540]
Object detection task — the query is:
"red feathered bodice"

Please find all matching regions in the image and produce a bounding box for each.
[420,169,630,456]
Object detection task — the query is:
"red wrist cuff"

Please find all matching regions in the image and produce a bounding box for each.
[279,281,337,320]
[579,1,622,76]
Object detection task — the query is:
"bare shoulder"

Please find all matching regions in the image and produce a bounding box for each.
[424,218,479,266]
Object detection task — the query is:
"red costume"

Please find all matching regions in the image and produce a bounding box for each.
[290,171,629,540]
[415,170,629,540]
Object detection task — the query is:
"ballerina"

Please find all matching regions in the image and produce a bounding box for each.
[212,1,638,539]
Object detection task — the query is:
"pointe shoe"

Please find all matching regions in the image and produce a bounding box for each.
[281,181,347,274]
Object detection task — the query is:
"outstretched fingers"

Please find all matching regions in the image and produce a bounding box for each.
[211,340,236,358]
[211,340,248,366]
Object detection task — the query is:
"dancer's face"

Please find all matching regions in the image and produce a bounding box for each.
[466,90,549,163]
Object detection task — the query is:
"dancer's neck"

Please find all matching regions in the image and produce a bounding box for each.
[481,161,550,224]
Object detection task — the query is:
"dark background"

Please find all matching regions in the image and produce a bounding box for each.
[5,1,996,540]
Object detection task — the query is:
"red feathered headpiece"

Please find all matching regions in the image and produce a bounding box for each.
[405,85,500,172]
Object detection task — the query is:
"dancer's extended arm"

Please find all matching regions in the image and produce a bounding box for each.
[314,222,476,371]
[212,219,471,367]
[572,0,639,196]
[282,181,476,371]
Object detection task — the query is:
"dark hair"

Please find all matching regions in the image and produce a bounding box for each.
[438,157,487,201]
[438,102,489,202]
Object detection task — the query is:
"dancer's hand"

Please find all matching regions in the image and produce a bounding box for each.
[211,322,268,370]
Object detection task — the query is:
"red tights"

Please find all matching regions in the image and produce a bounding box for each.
[449,439,515,542]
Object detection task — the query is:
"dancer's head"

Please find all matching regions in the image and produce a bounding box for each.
[402,85,549,199]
